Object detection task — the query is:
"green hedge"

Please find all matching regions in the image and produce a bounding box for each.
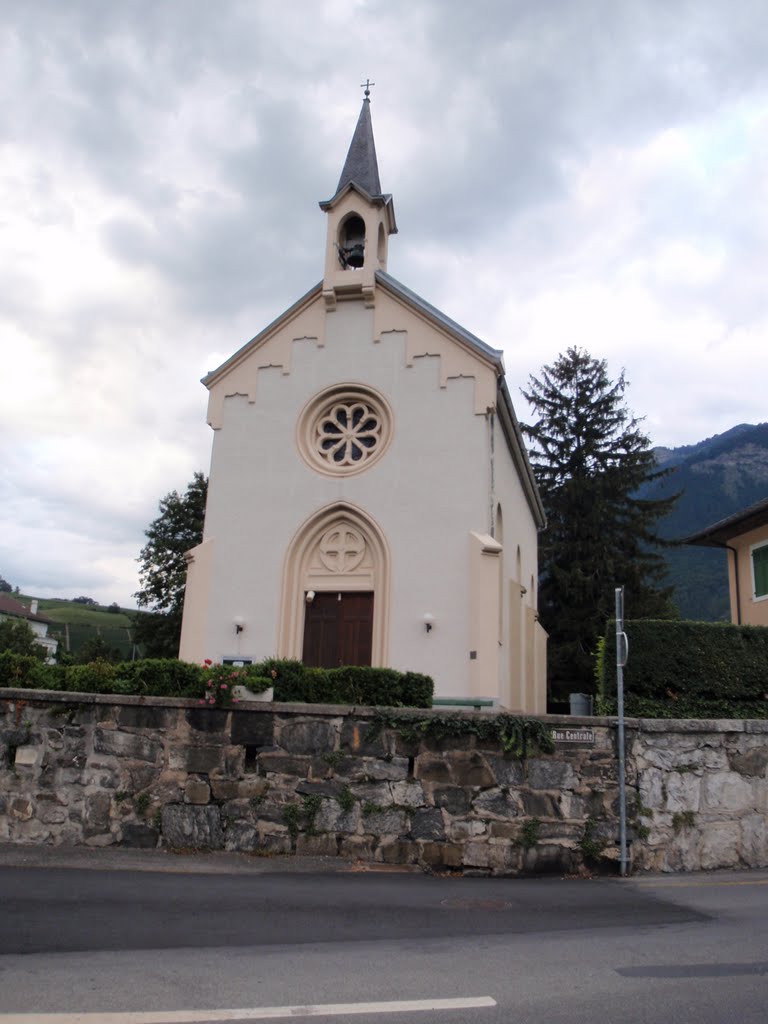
[596,620,768,718]
[264,659,433,708]
[0,653,434,709]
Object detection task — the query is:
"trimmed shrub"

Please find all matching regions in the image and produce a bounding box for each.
[596,620,768,718]
[0,652,434,708]
[117,659,202,698]
[265,658,434,707]
[0,652,63,689]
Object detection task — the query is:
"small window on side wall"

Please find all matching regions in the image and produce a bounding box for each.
[752,542,768,599]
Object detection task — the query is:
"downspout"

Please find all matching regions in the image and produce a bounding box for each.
[488,409,496,537]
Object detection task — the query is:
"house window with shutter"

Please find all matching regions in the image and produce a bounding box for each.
[752,542,768,600]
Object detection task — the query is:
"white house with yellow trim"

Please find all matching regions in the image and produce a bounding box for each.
[180,94,547,711]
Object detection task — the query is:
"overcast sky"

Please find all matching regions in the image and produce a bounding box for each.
[2,0,767,608]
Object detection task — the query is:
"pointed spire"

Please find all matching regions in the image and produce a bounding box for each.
[335,89,382,197]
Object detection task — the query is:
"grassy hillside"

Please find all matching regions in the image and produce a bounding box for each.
[15,595,140,660]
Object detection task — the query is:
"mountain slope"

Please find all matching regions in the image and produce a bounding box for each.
[641,423,768,620]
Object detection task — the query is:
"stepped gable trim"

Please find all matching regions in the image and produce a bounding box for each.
[376,271,545,528]
[202,282,323,389]
[684,496,768,546]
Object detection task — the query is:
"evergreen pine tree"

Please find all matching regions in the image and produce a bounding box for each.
[522,347,677,695]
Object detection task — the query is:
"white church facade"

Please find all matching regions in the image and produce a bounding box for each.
[180,93,547,712]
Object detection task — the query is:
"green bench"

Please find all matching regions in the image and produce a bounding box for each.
[431,697,495,711]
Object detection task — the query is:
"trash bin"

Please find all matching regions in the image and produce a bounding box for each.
[569,692,593,716]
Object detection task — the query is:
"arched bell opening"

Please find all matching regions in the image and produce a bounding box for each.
[337,213,366,269]
[377,222,387,267]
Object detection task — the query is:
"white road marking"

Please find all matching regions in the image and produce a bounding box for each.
[0,996,497,1023]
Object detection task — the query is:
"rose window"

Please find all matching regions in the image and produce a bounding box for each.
[316,401,381,466]
[298,385,392,476]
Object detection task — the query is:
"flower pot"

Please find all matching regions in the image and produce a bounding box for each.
[233,684,274,703]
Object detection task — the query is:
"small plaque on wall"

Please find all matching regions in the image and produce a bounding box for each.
[552,727,595,745]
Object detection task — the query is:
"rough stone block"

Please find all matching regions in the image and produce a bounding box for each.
[296,779,343,799]
[487,821,519,840]
[414,752,452,784]
[185,780,211,805]
[256,829,292,855]
[473,788,522,820]
[664,772,701,813]
[313,800,359,834]
[10,798,33,821]
[699,823,739,870]
[224,821,260,852]
[38,803,68,825]
[118,706,168,730]
[224,745,245,777]
[296,834,339,857]
[429,785,470,815]
[740,813,767,865]
[728,747,768,777]
[279,719,337,755]
[128,766,159,792]
[162,804,224,849]
[701,772,755,813]
[390,781,426,808]
[94,728,162,764]
[484,754,524,788]
[168,745,223,774]
[84,792,112,837]
[120,824,159,848]
[13,746,39,767]
[446,751,495,788]
[462,841,491,868]
[520,791,560,818]
[377,839,418,864]
[258,752,311,776]
[527,760,576,790]
[210,779,241,801]
[339,835,375,860]
[349,781,392,805]
[340,719,390,757]
[231,712,275,747]
[447,819,487,841]
[419,841,463,868]
[359,756,410,782]
[362,808,409,835]
[410,808,445,841]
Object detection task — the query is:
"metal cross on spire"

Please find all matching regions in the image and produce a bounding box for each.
[361,78,375,99]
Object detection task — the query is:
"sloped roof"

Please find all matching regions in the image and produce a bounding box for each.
[684,496,768,547]
[0,594,52,624]
[335,95,381,197]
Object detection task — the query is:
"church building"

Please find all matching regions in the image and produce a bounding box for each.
[179,92,547,711]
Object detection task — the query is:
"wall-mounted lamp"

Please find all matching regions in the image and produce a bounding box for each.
[423,613,435,634]
[234,616,245,635]
[305,590,316,604]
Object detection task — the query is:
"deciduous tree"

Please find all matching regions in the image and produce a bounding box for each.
[522,347,677,695]
[134,472,207,658]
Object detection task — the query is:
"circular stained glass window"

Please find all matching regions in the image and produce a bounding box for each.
[298,385,392,476]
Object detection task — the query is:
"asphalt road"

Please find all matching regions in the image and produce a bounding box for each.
[0,850,766,1024]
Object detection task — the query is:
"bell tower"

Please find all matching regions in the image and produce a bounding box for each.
[319,83,397,310]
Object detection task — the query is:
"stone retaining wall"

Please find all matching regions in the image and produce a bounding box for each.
[1,689,766,874]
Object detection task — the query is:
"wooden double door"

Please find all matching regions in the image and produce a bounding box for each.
[302,591,374,668]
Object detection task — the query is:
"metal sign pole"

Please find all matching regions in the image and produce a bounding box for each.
[615,587,629,877]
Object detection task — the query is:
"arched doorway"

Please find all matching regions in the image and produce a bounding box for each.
[278,502,390,667]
